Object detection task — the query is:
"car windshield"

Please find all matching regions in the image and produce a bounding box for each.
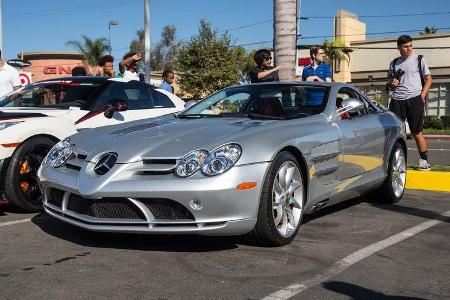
[0,80,104,109]
[181,84,329,119]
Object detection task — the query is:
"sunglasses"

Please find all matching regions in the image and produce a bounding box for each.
[264,57,273,60]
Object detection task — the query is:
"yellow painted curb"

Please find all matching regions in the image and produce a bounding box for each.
[406,170,450,192]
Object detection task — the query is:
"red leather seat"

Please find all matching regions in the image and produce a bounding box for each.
[260,98,283,117]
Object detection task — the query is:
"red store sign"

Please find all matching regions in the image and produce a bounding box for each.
[43,66,73,75]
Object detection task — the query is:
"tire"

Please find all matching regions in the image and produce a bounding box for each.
[370,142,406,203]
[249,151,305,246]
[5,137,56,212]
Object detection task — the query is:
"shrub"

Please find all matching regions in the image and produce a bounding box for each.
[423,116,444,129]
[441,116,450,129]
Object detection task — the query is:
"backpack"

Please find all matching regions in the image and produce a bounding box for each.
[391,55,425,87]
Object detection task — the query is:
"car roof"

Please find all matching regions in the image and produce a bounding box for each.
[243,81,348,88]
[35,76,109,84]
[35,76,162,90]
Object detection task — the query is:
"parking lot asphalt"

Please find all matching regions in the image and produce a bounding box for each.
[407,138,450,166]
[1,190,449,300]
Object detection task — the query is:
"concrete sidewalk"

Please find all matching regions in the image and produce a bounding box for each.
[424,135,450,140]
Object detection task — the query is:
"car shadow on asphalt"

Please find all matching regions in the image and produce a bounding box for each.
[321,281,427,299]
[368,201,450,223]
[31,213,251,252]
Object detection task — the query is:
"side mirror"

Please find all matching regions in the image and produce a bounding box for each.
[336,98,364,116]
[104,101,128,119]
[184,100,197,110]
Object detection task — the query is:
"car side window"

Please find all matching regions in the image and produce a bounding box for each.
[92,81,153,111]
[150,89,175,108]
[356,91,380,114]
[336,88,367,119]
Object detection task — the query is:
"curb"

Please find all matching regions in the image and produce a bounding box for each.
[406,170,450,192]
[424,135,450,140]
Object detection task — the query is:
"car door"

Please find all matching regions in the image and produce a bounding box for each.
[334,87,386,180]
[75,81,178,129]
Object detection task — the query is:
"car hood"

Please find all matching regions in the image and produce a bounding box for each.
[71,115,284,163]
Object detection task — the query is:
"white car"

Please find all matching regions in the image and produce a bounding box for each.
[0,76,185,212]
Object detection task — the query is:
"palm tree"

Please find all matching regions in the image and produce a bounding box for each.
[323,39,351,73]
[273,0,297,81]
[130,25,180,71]
[66,35,109,66]
[130,29,145,54]
[420,26,438,35]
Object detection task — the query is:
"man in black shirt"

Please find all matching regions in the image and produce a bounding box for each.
[249,49,281,83]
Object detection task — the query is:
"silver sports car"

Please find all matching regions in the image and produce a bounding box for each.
[38,82,407,246]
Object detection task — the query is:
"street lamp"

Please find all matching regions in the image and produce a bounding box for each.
[108,19,119,55]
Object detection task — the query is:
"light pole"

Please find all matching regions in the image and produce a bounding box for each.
[144,0,151,83]
[108,19,119,55]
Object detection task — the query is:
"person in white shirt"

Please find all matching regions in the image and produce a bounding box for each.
[0,51,21,97]
[119,51,141,81]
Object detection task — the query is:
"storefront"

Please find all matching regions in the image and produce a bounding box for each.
[18,51,90,82]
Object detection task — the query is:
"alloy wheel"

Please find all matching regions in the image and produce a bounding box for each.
[391,148,406,198]
[272,161,304,238]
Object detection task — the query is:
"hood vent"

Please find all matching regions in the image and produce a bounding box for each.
[135,158,178,176]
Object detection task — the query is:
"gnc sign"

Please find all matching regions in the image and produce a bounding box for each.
[43,66,73,75]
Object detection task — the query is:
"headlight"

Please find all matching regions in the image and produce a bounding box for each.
[201,144,242,176]
[44,138,73,168]
[0,121,23,131]
[175,144,242,177]
[175,150,209,177]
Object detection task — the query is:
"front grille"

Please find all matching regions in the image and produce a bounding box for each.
[139,198,194,220]
[66,196,145,220]
[47,188,65,208]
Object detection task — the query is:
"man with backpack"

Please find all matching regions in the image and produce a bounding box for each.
[388,35,433,170]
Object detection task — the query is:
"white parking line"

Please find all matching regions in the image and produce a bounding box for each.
[262,209,450,300]
[0,218,32,227]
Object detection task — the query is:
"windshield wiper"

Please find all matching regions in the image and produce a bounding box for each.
[176,113,223,119]
[285,112,310,120]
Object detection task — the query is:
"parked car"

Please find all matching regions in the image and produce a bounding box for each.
[38,82,407,246]
[0,76,186,212]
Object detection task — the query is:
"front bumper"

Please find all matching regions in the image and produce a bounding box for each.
[39,161,270,235]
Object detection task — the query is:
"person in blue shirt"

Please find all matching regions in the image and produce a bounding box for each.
[302,46,332,106]
[302,45,332,82]
[159,69,175,93]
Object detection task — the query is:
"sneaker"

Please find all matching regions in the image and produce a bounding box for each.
[417,159,431,171]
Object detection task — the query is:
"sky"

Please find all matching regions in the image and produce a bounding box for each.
[2,0,450,60]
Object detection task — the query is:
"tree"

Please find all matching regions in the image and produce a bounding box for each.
[66,35,109,66]
[273,0,297,81]
[129,25,180,71]
[158,25,180,70]
[238,49,257,83]
[323,39,351,73]
[177,20,248,98]
[130,29,145,54]
[420,26,438,35]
